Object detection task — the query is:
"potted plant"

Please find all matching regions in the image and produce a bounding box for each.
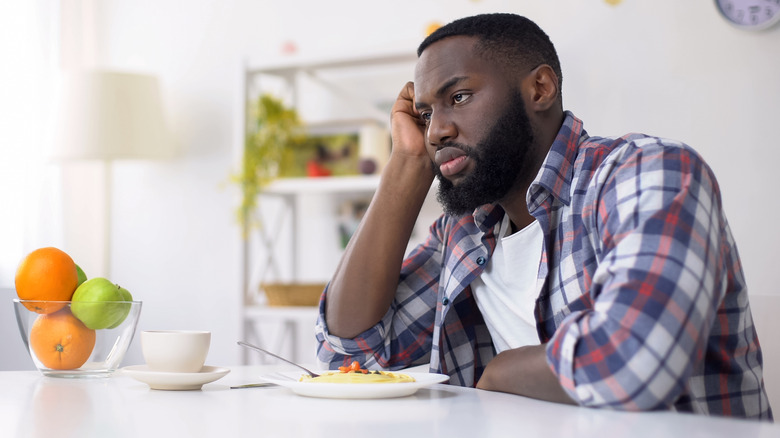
[232,93,304,235]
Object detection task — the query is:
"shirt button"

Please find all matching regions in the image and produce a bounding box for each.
[442,297,450,306]
[476,256,486,265]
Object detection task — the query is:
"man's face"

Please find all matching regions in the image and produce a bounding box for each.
[433,92,534,216]
[414,36,537,216]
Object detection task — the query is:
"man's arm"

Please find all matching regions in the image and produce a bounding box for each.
[476,344,576,404]
[325,82,434,338]
[480,142,732,410]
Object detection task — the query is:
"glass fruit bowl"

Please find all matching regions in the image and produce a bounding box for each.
[13,299,142,378]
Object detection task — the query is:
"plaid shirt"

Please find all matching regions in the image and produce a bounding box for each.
[315,112,772,420]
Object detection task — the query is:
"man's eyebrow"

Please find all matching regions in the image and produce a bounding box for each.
[415,76,469,111]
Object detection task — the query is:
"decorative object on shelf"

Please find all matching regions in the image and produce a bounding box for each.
[715,0,780,31]
[279,131,360,178]
[358,158,377,175]
[358,122,391,174]
[275,120,389,178]
[232,93,305,233]
[260,283,326,307]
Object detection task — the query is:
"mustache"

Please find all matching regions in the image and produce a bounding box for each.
[436,141,476,155]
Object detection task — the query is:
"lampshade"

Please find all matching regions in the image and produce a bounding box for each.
[53,70,171,161]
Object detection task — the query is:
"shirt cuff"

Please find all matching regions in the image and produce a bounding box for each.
[315,287,390,357]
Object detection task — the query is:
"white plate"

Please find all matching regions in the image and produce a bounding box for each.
[260,371,450,399]
[122,365,230,390]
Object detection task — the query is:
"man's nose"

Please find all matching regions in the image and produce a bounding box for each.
[426,112,457,147]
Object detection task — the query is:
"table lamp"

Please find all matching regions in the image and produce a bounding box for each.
[52,70,171,278]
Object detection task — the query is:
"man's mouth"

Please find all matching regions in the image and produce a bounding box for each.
[434,147,470,178]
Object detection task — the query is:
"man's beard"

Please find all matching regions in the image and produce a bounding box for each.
[433,91,536,217]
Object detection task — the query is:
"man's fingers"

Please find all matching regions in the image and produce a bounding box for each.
[393,82,416,114]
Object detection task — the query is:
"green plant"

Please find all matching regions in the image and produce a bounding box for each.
[232,94,304,233]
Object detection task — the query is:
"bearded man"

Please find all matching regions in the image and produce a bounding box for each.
[315,13,772,420]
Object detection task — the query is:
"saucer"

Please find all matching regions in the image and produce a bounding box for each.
[121,365,230,390]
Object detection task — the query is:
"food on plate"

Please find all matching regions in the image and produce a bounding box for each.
[30,308,96,370]
[299,361,415,384]
[15,247,79,314]
[301,371,415,384]
[71,278,133,330]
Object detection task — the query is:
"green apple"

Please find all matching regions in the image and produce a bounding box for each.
[106,286,133,329]
[71,277,129,330]
[76,264,87,286]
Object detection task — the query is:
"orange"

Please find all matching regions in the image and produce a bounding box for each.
[30,308,96,370]
[15,247,79,314]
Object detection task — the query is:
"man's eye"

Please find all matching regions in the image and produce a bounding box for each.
[453,93,470,104]
[420,112,431,123]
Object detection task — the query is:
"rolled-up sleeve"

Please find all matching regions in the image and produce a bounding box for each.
[315,217,445,370]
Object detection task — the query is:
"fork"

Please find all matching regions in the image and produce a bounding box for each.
[229,372,294,390]
[237,341,320,377]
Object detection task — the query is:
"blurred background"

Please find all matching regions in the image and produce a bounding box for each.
[1,1,778,409]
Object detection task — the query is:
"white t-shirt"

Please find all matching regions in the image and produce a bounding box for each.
[471,214,544,353]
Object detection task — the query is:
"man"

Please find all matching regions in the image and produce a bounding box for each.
[315,13,772,420]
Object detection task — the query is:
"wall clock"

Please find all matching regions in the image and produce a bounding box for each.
[715,0,780,31]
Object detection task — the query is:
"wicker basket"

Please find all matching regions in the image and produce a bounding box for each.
[261,283,326,307]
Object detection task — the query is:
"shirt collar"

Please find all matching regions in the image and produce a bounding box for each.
[527,111,585,210]
[473,202,504,233]
[472,111,586,230]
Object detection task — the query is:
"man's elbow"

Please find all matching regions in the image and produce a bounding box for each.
[572,378,681,411]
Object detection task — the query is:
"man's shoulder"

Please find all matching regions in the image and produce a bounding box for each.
[580,132,688,156]
[569,132,718,208]
[577,132,704,173]
[561,112,693,159]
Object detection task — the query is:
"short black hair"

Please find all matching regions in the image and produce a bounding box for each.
[418,13,562,95]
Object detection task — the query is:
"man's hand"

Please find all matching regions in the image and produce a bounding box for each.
[390,82,428,160]
[476,343,576,405]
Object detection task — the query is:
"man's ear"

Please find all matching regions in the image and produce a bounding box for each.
[522,64,559,112]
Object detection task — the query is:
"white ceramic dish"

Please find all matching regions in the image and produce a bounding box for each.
[122,365,230,390]
[260,371,450,399]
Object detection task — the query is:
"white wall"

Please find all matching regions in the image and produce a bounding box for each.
[5,0,778,382]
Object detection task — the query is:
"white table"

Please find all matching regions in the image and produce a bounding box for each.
[1,365,777,438]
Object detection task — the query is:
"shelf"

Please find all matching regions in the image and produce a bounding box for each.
[245,51,416,128]
[262,175,380,196]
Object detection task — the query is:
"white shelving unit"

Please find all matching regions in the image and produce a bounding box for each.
[238,50,422,364]
[243,50,418,129]
[249,175,380,293]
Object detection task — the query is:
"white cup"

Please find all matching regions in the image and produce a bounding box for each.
[141,330,211,373]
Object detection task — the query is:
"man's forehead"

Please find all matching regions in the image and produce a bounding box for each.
[414,36,481,95]
[415,36,479,72]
